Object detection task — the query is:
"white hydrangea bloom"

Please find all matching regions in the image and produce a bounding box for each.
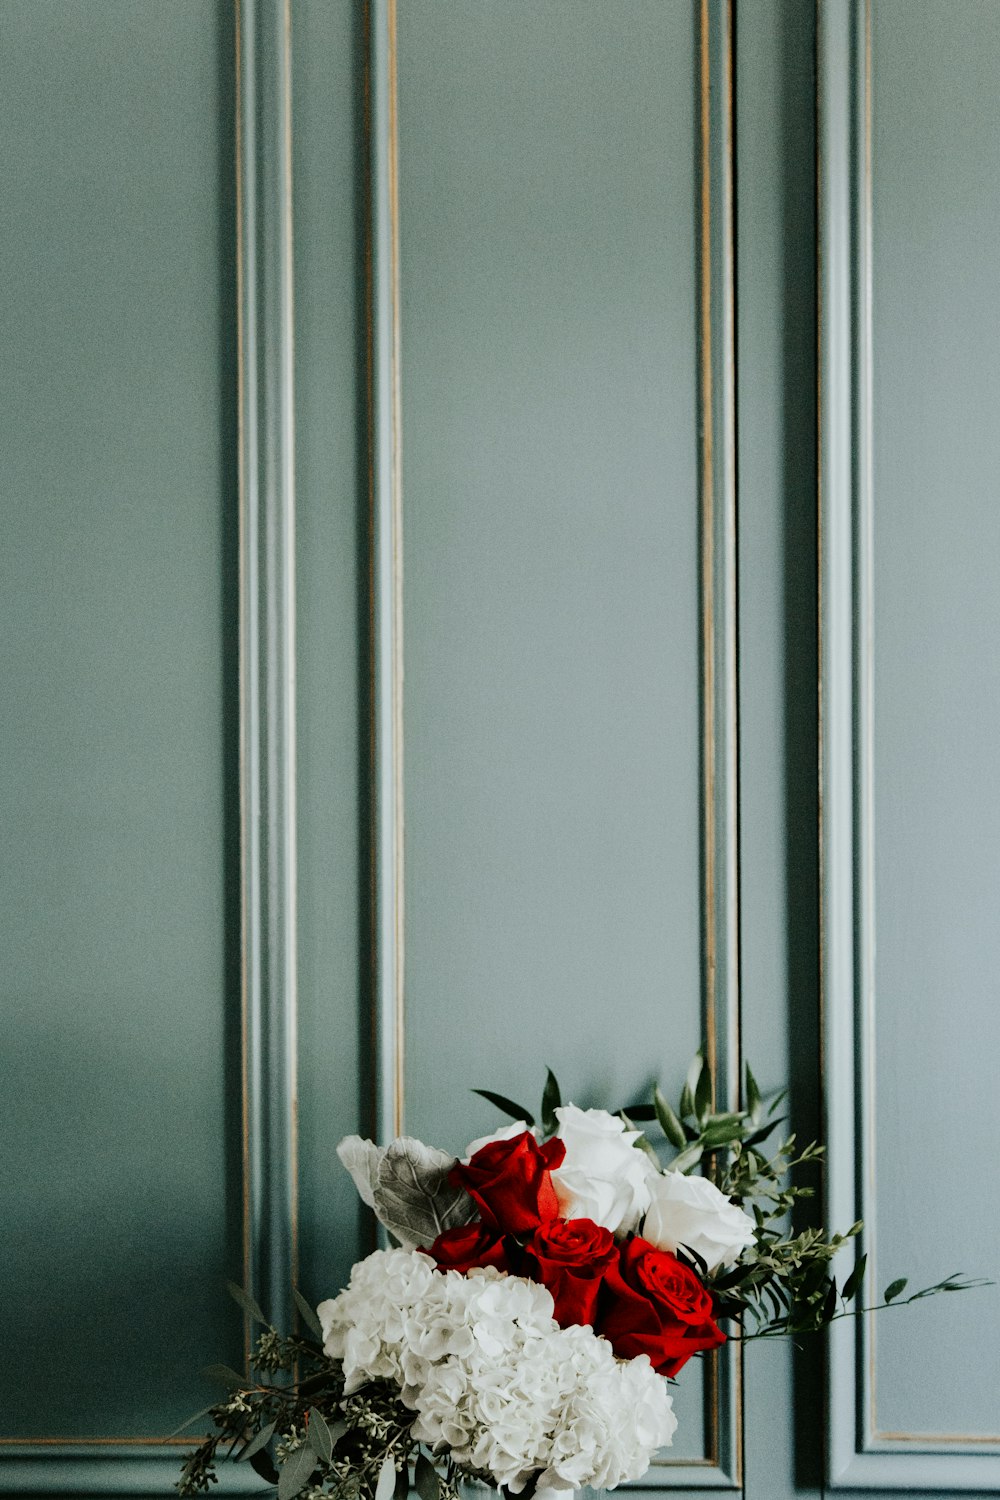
[317,1250,676,1493]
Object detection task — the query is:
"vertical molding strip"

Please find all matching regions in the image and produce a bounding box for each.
[700,0,741,1199]
[651,0,742,1489]
[237,0,299,1342]
[820,0,1000,1488]
[817,0,861,1485]
[368,0,405,1147]
[697,0,743,1489]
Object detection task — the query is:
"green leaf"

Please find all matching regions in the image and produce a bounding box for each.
[633,1131,661,1163]
[307,1409,333,1464]
[743,1118,785,1147]
[541,1068,562,1135]
[745,1063,763,1124]
[695,1058,713,1125]
[470,1089,535,1128]
[653,1086,687,1150]
[619,1116,659,1162]
[414,1453,441,1500]
[767,1088,788,1117]
[250,1449,280,1486]
[328,1420,349,1450]
[394,1463,410,1500]
[884,1278,908,1303]
[201,1363,246,1390]
[671,1143,704,1174]
[278,1443,317,1500]
[821,1278,838,1324]
[700,1118,744,1149]
[238,1422,277,1463]
[621,1103,656,1121]
[166,1404,218,1440]
[226,1281,268,1327]
[683,1052,704,1118]
[842,1252,867,1303]
[375,1455,397,1500]
[293,1287,324,1340]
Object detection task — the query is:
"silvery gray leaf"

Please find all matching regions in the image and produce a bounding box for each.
[372,1137,476,1249]
[336,1135,384,1210]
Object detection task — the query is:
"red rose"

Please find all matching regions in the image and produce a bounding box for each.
[449,1132,566,1235]
[599,1236,725,1377]
[525,1217,616,1328]
[425,1222,512,1275]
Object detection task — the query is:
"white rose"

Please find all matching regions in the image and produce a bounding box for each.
[462,1119,534,1163]
[642,1170,756,1273]
[550,1104,658,1234]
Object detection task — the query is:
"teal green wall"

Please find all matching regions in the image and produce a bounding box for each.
[2,3,999,1498]
[1,0,243,1442]
[395,2,710,1470]
[396,0,702,1201]
[819,1,1000,1493]
[291,0,367,1317]
[869,0,1000,1445]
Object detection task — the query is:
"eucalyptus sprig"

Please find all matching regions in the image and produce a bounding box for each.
[175,1286,475,1500]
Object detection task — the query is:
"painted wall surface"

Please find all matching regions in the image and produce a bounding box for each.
[820,1,1000,1493]
[3,3,1000,1499]
[0,0,243,1446]
[393,3,714,1478]
[868,0,1000,1445]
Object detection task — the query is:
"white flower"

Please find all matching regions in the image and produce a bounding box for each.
[316,1247,675,1490]
[462,1119,535,1163]
[550,1104,658,1234]
[642,1170,756,1273]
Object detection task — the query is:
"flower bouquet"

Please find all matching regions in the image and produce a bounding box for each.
[177,1054,982,1500]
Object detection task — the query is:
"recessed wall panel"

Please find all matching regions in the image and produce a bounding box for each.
[397,0,701,1145]
[394,1,713,1475]
[0,0,241,1442]
[869,0,1000,1443]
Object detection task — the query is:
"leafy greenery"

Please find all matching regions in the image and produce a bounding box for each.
[612,1051,988,1342]
[177,1291,485,1500]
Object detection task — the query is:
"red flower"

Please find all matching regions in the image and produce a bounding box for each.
[449,1133,566,1236]
[598,1237,725,1377]
[525,1218,616,1328]
[425,1222,512,1274]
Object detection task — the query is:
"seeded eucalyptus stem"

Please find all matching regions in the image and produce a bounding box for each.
[177,1310,481,1500]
